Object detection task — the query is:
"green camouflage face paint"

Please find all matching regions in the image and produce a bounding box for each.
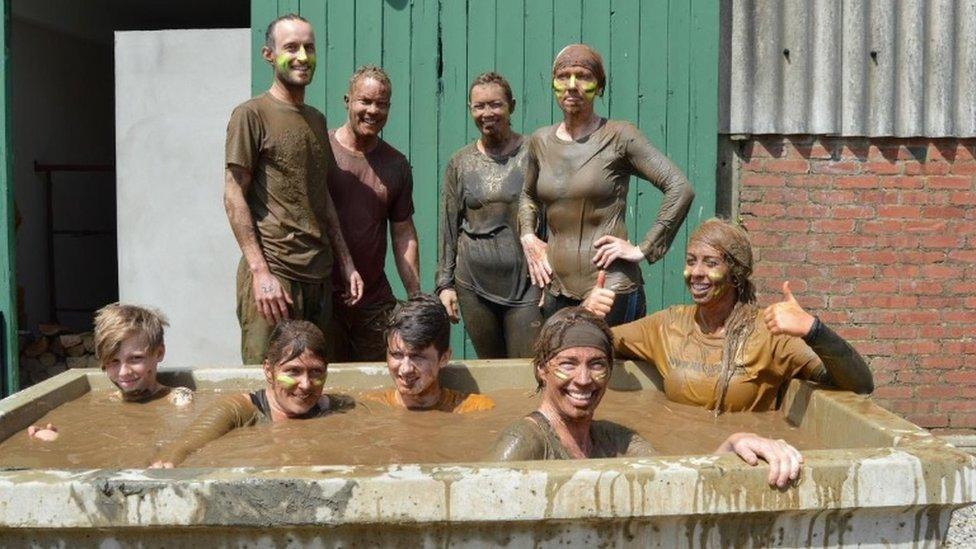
[552,368,571,381]
[275,374,298,389]
[580,79,599,101]
[552,77,567,97]
[552,74,597,101]
[310,375,326,387]
[275,48,316,79]
[275,53,291,75]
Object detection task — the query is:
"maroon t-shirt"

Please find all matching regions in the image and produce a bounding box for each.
[327,131,415,306]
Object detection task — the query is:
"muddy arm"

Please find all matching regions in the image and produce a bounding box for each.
[152,394,258,466]
[435,158,461,294]
[484,419,547,462]
[803,319,874,394]
[622,124,695,263]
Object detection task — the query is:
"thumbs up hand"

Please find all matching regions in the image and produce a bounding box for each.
[582,270,616,319]
[763,281,816,337]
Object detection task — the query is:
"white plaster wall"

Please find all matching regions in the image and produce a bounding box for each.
[115,29,249,367]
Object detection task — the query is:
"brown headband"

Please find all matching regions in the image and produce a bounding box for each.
[543,321,612,361]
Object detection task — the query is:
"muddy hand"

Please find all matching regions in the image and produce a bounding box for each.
[592,235,644,268]
[439,289,460,323]
[716,432,803,489]
[342,270,364,306]
[763,281,815,337]
[521,234,552,287]
[27,423,59,442]
[581,270,615,319]
[252,270,292,324]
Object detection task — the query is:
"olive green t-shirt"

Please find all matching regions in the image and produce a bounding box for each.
[226,93,335,282]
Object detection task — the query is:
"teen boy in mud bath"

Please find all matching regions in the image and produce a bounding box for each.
[366,294,494,413]
[224,14,363,364]
[328,66,420,361]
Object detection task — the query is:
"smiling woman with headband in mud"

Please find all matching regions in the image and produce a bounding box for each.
[583,218,874,413]
[150,320,352,467]
[436,72,543,358]
[486,307,805,488]
[518,44,695,327]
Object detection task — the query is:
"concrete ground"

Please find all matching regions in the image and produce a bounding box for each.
[948,504,975,547]
[942,434,976,547]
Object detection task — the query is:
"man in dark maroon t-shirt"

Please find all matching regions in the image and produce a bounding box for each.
[328,65,420,362]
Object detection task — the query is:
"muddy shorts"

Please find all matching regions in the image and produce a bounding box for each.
[236,258,333,364]
[330,297,397,362]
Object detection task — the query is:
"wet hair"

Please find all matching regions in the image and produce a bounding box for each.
[531,307,614,391]
[687,218,758,415]
[468,71,515,113]
[689,217,756,304]
[386,294,450,355]
[347,65,392,96]
[264,320,329,368]
[93,303,168,365]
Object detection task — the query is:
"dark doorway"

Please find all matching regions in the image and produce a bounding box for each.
[11,0,247,385]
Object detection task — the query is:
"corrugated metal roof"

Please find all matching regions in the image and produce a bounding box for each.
[720,0,976,137]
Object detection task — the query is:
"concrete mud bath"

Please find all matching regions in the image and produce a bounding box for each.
[0,360,972,547]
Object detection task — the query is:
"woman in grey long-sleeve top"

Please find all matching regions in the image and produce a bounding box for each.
[518,44,695,327]
[436,72,542,358]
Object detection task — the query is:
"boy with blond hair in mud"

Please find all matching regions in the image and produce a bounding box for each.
[27,303,193,441]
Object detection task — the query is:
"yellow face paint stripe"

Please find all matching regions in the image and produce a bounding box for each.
[275,374,298,388]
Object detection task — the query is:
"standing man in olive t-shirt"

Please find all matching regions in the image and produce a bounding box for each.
[223,14,363,364]
[328,66,420,362]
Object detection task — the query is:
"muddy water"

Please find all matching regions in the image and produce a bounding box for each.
[0,388,819,469]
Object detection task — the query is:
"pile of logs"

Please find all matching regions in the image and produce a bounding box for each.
[20,324,100,385]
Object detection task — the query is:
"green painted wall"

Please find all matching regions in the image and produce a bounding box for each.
[251,0,718,359]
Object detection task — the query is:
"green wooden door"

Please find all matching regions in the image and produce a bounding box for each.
[251,0,718,359]
[0,0,16,395]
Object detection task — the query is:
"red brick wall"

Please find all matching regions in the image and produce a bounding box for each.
[735,137,976,431]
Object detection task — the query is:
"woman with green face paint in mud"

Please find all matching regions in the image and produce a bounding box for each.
[518,44,695,327]
[583,218,874,413]
[150,320,352,468]
[436,72,543,358]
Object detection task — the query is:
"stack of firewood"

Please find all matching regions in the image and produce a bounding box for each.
[20,324,100,385]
